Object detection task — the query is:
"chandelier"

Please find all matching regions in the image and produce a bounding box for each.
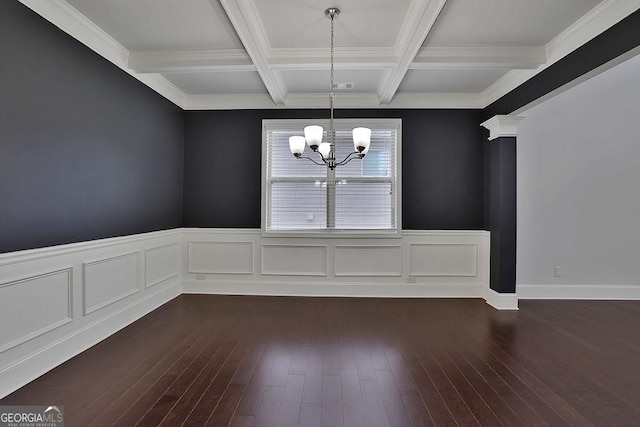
[288,7,371,170]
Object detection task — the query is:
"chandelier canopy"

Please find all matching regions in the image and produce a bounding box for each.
[288,7,371,170]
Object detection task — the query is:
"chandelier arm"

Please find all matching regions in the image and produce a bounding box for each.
[334,151,360,166]
[290,8,368,170]
[296,156,328,167]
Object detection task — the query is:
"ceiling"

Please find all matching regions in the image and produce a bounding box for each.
[20,0,639,109]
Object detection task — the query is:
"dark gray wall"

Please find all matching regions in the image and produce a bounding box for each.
[183,109,485,230]
[0,1,184,253]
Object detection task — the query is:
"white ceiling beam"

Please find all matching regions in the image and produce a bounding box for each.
[130,45,546,74]
[218,0,288,105]
[268,48,397,70]
[377,0,448,104]
[482,0,640,106]
[182,92,484,110]
[411,46,546,70]
[129,49,256,73]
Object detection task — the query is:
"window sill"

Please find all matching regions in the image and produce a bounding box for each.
[261,229,402,239]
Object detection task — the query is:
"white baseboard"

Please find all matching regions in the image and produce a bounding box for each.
[517,284,640,300]
[484,289,519,310]
[183,279,485,299]
[0,280,180,399]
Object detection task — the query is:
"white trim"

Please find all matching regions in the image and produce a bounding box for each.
[17,0,187,108]
[82,252,141,315]
[219,0,288,105]
[408,243,477,277]
[0,229,182,266]
[182,92,486,110]
[512,46,640,115]
[0,268,74,354]
[261,118,402,238]
[377,0,448,104]
[144,243,180,289]
[484,289,519,310]
[269,47,397,70]
[518,284,640,300]
[481,115,526,141]
[129,49,256,73]
[17,0,639,110]
[188,241,255,274]
[260,244,328,276]
[482,0,640,107]
[0,281,180,399]
[183,279,484,299]
[412,46,545,70]
[333,245,403,277]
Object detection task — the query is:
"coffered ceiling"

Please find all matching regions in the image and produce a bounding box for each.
[19,0,640,109]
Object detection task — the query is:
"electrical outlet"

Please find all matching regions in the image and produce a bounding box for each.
[407,277,417,284]
[196,274,206,281]
[554,266,562,277]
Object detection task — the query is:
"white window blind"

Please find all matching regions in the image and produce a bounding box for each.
[262,119,401,236]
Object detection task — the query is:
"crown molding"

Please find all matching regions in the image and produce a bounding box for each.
[480,115,526,140]
[129,49,256,73]
[183,93,276,110]
[389,93,485,109]
[18,0,638,111]
[377,0,448,104]
[482,0,640,107]
[412,46,546,70]
[182,92,484,110]
[219,0,287,105]
[17,0,187,108]
[545,0,640,64]
[285,93,382,109]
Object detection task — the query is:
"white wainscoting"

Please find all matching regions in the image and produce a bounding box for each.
[0,227,497,399]
[0,268,73,354]
[182,229,490,298]
[0,229,182,399]
[261,245,328,276]
[145,243,180,288]
[188,241,254,274]
[83,252,140,315]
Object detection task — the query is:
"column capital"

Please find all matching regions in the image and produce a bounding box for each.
[481,115,526,141]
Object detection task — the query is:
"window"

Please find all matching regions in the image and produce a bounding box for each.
[262,119,401,236]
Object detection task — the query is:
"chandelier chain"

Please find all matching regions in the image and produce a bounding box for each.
[288,7,370,171]
[329,11,335,148]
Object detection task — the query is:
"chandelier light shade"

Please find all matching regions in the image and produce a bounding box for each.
[352,127,371,154]
[303,125,323,150]
[288,135,306,156]
[288,7,371,170]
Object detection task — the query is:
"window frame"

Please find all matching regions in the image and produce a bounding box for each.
[261,118,402,238]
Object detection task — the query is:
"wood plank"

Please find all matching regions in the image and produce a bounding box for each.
[1,296,637,426]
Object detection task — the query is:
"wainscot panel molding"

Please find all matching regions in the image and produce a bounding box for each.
[0,229,182,399]
[83,252,140,315]
[145,243,180,288]
[334,245,402,277]
[182,228,491,299]
[261,245,328,276]
[0,268,73,354]
[409,243,477,277]
[1,227,512,399]
[188,241,254,274]
[517,284,640,300]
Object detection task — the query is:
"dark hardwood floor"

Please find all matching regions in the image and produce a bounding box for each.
[2,295,639,426]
